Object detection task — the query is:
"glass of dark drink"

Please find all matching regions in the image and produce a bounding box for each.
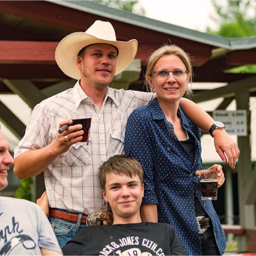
[72,118,91,142]
[199,167,218,200]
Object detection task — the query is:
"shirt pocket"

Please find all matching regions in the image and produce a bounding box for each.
[109,129,125,154]
[64,142,91,167]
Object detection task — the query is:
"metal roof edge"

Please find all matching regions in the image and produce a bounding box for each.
[229,37,256,50]
[46,0,256,51]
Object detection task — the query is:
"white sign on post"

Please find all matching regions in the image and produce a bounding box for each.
[213,110,247,136]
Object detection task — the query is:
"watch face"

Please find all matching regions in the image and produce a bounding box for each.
[215,121,225,128]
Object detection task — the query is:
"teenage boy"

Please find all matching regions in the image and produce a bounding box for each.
[0,128,62,255]
[62,155,185,255]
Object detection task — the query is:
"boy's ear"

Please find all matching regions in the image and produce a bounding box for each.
[102,189,109,203]
[141,184,144,198]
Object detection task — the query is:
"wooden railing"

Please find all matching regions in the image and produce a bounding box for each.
[222,224,246,235]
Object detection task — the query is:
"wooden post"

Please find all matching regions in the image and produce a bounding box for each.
[235,91,253,252]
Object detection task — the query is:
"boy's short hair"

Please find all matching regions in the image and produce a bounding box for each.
[98,155,144,191]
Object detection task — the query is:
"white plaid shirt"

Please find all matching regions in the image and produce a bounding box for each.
[14,81,154,214]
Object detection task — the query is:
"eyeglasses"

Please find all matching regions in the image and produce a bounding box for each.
[151,69,189,79]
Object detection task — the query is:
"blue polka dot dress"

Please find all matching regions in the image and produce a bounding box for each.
[124,98,226,255]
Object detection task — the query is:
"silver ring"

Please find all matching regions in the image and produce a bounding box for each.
[65,135,70,142]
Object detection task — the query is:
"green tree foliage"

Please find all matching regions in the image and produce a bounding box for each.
[207,0,256,37]
[207,0,256,73]
[91,0,145,15]
[210,0,255,22]
[14,178,32,201]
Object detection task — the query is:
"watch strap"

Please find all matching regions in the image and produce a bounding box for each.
[209,124,217,137]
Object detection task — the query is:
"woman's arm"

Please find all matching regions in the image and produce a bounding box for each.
[180,98,240,169]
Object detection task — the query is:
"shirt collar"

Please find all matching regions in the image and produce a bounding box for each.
[149,98,190,128]
[105,87,120,107]
[73,81,119,109]
[73,81,90,109]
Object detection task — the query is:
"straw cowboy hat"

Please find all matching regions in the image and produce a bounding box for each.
[55,20,138,80]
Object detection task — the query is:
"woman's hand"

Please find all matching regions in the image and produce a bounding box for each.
[212,129,240,169]
[196,164,225,188]
[37,191,49,217]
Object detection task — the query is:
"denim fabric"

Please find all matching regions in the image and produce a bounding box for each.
[49,216,86,248]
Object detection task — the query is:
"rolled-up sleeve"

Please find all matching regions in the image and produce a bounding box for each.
[14,102,51,158]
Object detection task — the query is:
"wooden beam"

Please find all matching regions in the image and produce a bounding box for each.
[0,0,214,66]
[236,91,252,251]
[193,72,256,83]
[222,225,246,235]
[0,64,67,79]
[137,43,212,65]
[193,76,256,103]
[0,100,26,139]
[42,80,75,97]
[227,49,256,65]
[193,56,253,82]
[0,40,211,66]
[0,40,57,64]
[243,163,256,204]
[3,79,46,108]
[216,97,234,110]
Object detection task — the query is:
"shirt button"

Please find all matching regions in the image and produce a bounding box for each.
[189,173,193,177]
[167,147,170,151]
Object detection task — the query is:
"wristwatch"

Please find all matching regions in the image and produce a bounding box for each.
[209,121,225,137]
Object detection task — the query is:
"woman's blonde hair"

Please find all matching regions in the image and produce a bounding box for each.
[145,44,193,96]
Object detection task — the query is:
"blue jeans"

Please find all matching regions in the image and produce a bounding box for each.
[49,214,86,248]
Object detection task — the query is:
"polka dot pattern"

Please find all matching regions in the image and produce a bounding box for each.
[124,98,226,255]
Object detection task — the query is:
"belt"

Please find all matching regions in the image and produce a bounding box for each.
[49,209,87,224]
[196,216,211,234]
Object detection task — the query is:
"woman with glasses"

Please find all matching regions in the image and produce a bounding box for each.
[124,45,226,255]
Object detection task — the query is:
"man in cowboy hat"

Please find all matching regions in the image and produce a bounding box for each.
[0,126,62,255]
[13,20,239,247]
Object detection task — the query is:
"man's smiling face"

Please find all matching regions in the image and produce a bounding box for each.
[0,131,14,191]
[77,44,118,89]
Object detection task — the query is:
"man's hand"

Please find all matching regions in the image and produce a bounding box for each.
[49,120,84,156]
[195,164,225,188]
[37,191,49,217]
[14,119,86,180]
[212,129,240,169]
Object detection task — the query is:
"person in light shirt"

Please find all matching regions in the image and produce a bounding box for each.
[0,126,62,255]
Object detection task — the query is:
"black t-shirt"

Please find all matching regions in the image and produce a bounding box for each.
[62,222,185,256]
